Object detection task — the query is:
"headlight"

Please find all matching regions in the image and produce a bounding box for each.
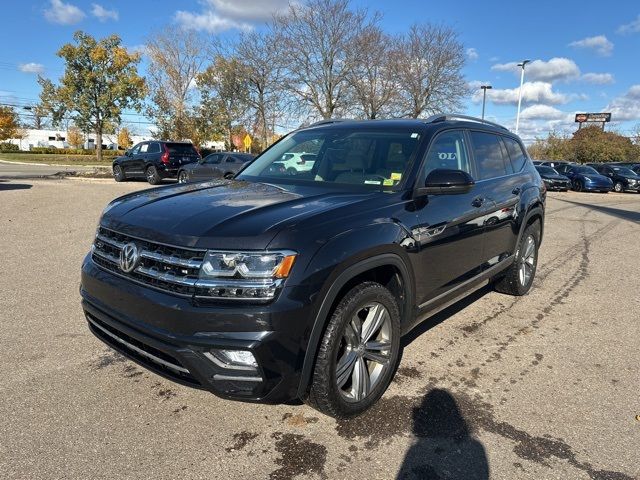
[197,250,297,301]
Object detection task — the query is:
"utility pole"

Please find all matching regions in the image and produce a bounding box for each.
[515,59,530,135]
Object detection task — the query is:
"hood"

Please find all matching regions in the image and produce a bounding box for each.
[542,174,569,181]
[101,180,376,249]
[583,174,612,183]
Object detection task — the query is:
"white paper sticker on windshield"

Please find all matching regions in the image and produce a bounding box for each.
[411,133,419,138]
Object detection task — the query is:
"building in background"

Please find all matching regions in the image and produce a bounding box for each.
[5,128,224,151]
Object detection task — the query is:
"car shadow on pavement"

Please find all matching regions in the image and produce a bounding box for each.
[0,181,32,191]
[396,388,489,480]
[556,198,640,223]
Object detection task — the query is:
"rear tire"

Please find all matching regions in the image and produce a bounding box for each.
[146,165,161,185]
[494,221,540,296]
[306,282,401,419]
[178,170,188,184]
[113,164,125,182]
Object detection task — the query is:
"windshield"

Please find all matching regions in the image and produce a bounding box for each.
[572,166,599,175]
[536,166,559,175]
[238,128,422,189]
[612,166,636,175]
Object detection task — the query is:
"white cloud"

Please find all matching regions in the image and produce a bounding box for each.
[44,0,85,25]
[19,63,45,74]
[520,105,566,121]
[473,81,570,106]
[491,58,580,83]
[91,4,118,22]
[466,48,478,61]
[617,14,640,34]
[569,35,613,56]
[581,73,615,85]
[175,0,290,32]
[605,84,640,121]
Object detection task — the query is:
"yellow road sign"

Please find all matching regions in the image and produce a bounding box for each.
[243,134,252,151]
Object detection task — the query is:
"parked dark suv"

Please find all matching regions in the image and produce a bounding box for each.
[587,163,640,193]
[82,115,545,418]
[113,141,201,185]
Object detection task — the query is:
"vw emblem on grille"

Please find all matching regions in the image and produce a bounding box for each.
[119,242,140,273]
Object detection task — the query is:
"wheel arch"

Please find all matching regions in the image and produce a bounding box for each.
[296,253,413,398]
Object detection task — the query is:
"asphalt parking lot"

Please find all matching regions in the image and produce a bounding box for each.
[1,178,639,480]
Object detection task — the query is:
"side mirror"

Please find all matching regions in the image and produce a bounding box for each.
[415,169,475,196]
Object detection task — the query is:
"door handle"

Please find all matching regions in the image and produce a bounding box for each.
[471,197,485,208]
[512,187,521,195]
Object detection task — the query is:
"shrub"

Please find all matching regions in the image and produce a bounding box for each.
[26,147,120,156]
[0,143,20,152]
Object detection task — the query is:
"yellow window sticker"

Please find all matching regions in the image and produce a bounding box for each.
[383,178,394,186]
[390,172,402,181]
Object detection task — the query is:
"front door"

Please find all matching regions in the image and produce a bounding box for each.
[409,129,489,307]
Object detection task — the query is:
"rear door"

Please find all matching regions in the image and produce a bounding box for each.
[469,131,523,265]
[410,129,489,305]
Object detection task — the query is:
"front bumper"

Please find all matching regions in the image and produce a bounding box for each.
[80,255,315,403]
[544,180,570,191]
[583,182,612,192]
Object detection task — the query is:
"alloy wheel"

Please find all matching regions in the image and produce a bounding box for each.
[335,302,392,402]
[518,235,536,287]
[178,171,188,183]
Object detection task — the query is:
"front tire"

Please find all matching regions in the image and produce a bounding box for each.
[146,165,161,185]
[614,182,623,193]
[113,164,125,182]
[494,221,540,296]
[573,180,583,192]
[306,282,401,418]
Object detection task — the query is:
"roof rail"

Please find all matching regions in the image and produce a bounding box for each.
[424,114,508,131]
[307,118,352,127]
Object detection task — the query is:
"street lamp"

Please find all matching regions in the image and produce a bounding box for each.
[480,85,492,120]
[515,59,530,134]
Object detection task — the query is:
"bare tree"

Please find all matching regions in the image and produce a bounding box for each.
[145,30,208,140]
[236,31,284,150]
[198,56,250,150]
[347,25,398,119]
[274,0,377,120]
[392,24,468,118]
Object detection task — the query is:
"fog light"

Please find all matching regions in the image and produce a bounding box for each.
[205,349,258,370]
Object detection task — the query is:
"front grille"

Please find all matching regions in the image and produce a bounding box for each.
[92,227,206,297]
[87,312,200,386]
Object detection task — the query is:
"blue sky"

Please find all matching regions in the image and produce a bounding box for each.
[1,0,639,142]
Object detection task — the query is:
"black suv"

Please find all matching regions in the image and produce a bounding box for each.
[82,115,545,418]
[113,141,201,185]
[587,163,640,193]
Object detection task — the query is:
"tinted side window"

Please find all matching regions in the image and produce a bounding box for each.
[470,132,509,180]
[423,130,471,178]
[140,143,149,153]
[205,154,221,164]
[147,142,160,154]
[130,143,142,155]
[503,137,528,172]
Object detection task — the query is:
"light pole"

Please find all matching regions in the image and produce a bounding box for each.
[480,85,492,120]
[515,59,530,134]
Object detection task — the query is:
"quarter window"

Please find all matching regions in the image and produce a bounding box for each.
[470,132,510,180]
[423,131,471,177]
[503,137,528,172]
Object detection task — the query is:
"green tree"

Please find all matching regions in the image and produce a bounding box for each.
[570,126,637,163]
[198,56,250,149]
[38,31,146,161]
[0,106,20,141]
